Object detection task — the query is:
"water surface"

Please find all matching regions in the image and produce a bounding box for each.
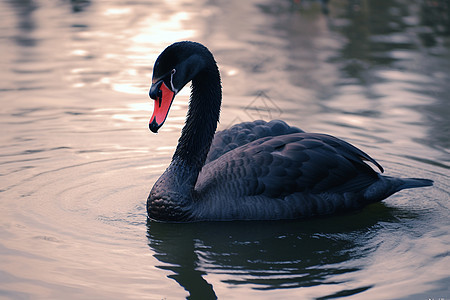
[1,0,449,299]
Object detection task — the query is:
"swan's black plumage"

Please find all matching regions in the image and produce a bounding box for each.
[206,120,304,164]
[147,41,433,222]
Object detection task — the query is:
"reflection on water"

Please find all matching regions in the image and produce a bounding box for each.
[147,206,390,299]
[147,203,445,299]
[0,0,449,299]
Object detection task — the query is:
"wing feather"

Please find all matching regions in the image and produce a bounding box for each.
[205,120,303,164]
[197,132,383,199]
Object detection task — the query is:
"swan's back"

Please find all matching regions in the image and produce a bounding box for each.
[193,131,431,220]
[206,120,303,164]
[199,131,382,197]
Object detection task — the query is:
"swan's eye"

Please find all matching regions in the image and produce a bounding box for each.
[170,69,177,92]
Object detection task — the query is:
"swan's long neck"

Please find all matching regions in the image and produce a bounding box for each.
[170,62,222,188]
[148,44,221,221]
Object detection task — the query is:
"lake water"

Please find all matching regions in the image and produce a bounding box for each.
[1,0,449,299]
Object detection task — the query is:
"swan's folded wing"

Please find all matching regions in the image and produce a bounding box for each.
[205,120,303,164]
[197,133,383,198]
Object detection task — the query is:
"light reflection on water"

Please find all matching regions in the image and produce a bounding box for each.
[0,0,449,299]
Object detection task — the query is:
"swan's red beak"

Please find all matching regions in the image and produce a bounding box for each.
[149,82,175,133]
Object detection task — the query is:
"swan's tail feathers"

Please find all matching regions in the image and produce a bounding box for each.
[387,177,434,199]
[397,178,433,190]
[364,176,433,204]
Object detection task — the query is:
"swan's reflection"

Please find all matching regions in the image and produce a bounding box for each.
[147,204,401,299]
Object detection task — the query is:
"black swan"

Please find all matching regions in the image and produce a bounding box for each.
[146,41,433,222]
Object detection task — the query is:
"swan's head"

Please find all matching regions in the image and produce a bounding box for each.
[148,41,210,133]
